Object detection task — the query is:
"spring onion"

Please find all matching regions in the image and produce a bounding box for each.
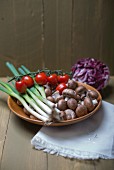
[27,89,53,115]
[5,62,56,120]
[0,81,51,123]
[23,93,52,119]
[6,62,20,76]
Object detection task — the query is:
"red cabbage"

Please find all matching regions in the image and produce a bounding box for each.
[72,58,110,90]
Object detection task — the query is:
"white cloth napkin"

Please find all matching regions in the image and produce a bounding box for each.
[31,101,114,159]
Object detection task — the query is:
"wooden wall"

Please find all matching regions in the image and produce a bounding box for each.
[0,0,114,76]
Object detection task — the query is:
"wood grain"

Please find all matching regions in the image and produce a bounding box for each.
[72,0,114,73]
[0,110,47,170]
[0,0,43,76]
[0,78,10,165]
[99,0,114,75]
[0,0,114,75]
[48,156,97,170]
[72,0,102,62]
[43,0,72,71]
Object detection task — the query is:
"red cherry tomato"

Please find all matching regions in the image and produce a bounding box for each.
[47,74,58,85]
[15,80,27,93]
[35,72,47,85]
[22,75,34,88]
[56,83,67,94]
[57,74,69,83]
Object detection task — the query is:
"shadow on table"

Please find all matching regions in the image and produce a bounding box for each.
[100,85,113,100]
[12,114,42,135]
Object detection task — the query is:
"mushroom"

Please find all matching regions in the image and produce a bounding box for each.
[30,114,37,120]
[68,79,78,90]
[76,94,81,101]
[75,105,88,117]
[67,98,77,110]
[84,97,95,112]
[55,95,64,103]
[23,107,31,116]
[92,99,98,106]
[52,91,63,102]
[87,90,99,99]
[57,99,67,111]
[60,111,67,120]
[62,88,77,99]
[47,96,55,103]
[80,93,86,100]
[45,88,52,97]
[17,99,22,106]
[75,85,87,95]
[64,109,76,120]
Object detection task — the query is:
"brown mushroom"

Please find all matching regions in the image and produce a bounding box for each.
[68,79,78,90]
[17,100,22,106]
[75,105,88,117]
[62,88,77,99]
[75,85,87,94]
[76,94,81,101]
[60,111,67,120]
[52,91,63,103]
[80,93,86,100]
[47,96,55,103]
[67,98,77,110]
[54,95,64,103]
[84,97,95,112]
[57,99,67,111]
[45,88,52,97]
[30,114,37,120]
[64,109,76,120]
[23,107,31,116]
[87,90,99,99]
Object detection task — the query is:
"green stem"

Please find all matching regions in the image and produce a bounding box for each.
[23,93,51,119]
[35,84,46,99]
[18,67,26,75]
[6,62,20,76]
[21,65,30,74]
[27,89,52,115]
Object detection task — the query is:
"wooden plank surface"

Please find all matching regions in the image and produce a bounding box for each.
[0,0,43,76]
[72,0,102,62]
[48,156,96,170]
[43,0,72,71]
[99,0,114,74]
[0,78,10,165]
[0,0,114,75]
[72,0,114,73]
[0,77,114,170]
[0,113,47,170]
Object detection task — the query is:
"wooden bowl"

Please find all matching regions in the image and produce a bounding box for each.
[7,82,102,126]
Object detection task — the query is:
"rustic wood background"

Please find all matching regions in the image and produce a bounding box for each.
[0,0,114,76]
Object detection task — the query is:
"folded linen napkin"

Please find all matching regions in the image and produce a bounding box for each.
[31,101,114,159]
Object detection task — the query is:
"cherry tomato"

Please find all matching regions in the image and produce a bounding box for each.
[56,83,67,94]
[47,74,58,85]
[22,75,34,88]
[35,72,47,85]
[57,74,69,83]
[15,80,27,93]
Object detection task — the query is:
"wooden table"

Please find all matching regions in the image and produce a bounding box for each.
[0,77,114,170]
